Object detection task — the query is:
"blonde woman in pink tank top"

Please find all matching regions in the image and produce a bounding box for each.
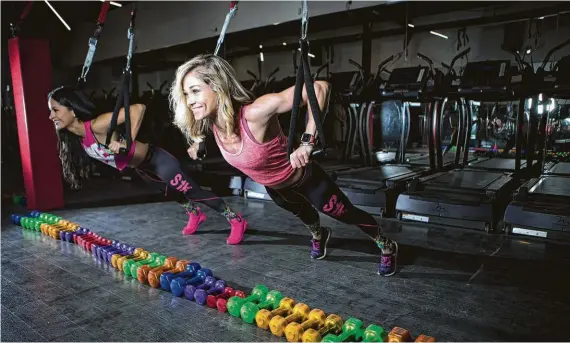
[170,54,399,277]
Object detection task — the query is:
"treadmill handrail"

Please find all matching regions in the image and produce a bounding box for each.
[539,38,570,73]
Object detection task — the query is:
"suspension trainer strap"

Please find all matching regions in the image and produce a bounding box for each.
[286,0,326,156]
[78,1,111,87]
[10,1,34,37]
[193,1,238,159]
[105,3,137,155]
[214,1,239,56]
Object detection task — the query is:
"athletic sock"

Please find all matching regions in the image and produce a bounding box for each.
[306,222,322,240]
[182,201,199,215]
[221,205,238,220]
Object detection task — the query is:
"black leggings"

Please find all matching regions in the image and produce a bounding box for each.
[135,145,228,213]
[265,161,383,240]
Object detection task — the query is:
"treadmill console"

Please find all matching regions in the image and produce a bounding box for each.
[379,66,430,99]
[331,71,364,101]
[534,55,570,97]
[451,60,513,98]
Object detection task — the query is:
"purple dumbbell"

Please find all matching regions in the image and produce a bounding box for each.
[70,227,90,244]
[93,240,118,259]
[64,227,88,242]
[98,241,126,261]
[183,276,217,301]
[194,279,227,305]
[106,244,135,263]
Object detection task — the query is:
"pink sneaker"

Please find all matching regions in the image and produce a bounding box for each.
[226,214,247,245]
[182,208,207,235]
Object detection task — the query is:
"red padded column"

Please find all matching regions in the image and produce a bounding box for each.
[8,37,64,210]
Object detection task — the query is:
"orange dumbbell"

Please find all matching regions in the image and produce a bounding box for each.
[148,260,190,288]
[388,327,412,342]
[415,334,436,342]
[137,256,177,284]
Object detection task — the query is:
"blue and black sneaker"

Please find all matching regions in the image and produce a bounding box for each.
[310,227,331,260]
[377,238,398,277]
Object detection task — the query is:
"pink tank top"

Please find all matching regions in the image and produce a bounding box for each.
[80,120,136,171]
[213,105,295,187]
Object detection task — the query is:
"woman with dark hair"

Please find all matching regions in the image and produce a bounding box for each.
[47,85,247,244]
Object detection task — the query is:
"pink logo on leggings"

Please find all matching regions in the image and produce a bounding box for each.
[323,195,346,217]
[170,173,192,193]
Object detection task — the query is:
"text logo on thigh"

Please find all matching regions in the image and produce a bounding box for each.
[323,194,346,217]
[170,173,192,192]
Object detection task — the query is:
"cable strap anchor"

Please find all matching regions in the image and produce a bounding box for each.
[214,1,239,56]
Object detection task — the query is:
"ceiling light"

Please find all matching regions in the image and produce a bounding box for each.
[526,48,532,55]
[298,48,315,58]
[44,1,71,31]
[539,16,544,19]
[282,42,287,46]
[408,23,415,28]
[260,52,264,62]
[430,31,448,39]
[101,0,122,7]
[259,45,263,49]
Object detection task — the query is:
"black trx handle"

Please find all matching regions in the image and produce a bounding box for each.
[286,39,327,157]
[106,75,132,155]
[105,3,136,155]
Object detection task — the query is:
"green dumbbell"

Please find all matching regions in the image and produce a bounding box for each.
[362,324,386,342]
[227,284,269,317]
[322,318,364,342]
[240,290,283,324]
[130,254,166,278]
[20,217,28,229]
[123,252,159,276]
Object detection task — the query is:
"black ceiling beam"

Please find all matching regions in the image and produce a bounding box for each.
[182,1,505,55]
[81,1,504,69]
[78,1,569,74]
[225,1,570,60]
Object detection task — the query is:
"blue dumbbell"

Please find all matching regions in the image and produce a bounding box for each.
[160,262,201,291]
[171,269,213,297]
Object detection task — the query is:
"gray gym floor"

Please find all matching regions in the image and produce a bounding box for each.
[2,197,569,342]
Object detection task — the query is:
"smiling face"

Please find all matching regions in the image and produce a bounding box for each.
[48,98,75,130]
[182,70,218,121]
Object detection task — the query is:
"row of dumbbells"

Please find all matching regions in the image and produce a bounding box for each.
[12,211,436,342]
[13,211,248,312]
[222,284,435,342]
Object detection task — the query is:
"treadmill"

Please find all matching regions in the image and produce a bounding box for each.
[333,53,449,217]
[314,63,372,174]
[504,40,570,241]
[404,103,478,170]
[395,57,529,232]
